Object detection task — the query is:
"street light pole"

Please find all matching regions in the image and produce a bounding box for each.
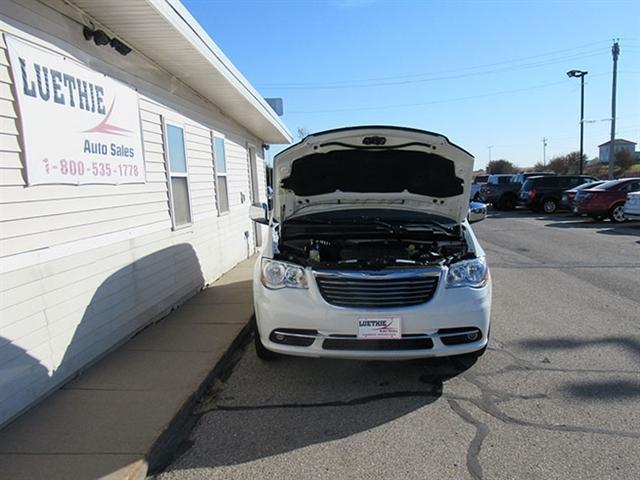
[579,74,585,175]
[567,69,588,175]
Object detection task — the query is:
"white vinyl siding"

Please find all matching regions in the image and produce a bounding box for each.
[0,5,271,427]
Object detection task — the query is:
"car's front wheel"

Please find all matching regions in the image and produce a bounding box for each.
[453,345,487,366]
[252,318,280,360]
[498,195,516,211]
[542,198,558,214]
[609,203,626,223]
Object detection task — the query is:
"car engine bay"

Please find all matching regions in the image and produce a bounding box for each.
[275,214,471,269]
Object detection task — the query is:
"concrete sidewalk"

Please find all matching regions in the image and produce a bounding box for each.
[0,258,256,480]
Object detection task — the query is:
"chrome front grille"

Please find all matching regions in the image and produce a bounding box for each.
[314,269,440,308]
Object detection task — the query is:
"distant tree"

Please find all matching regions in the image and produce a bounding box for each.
[486,159,516,174]
[531,161,546,172]
[545,151,585,175]
[614,149,635,173]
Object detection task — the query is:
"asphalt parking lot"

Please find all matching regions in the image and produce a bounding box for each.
[157,211,640,480]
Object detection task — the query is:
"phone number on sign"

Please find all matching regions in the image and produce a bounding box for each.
[42,159,140,177]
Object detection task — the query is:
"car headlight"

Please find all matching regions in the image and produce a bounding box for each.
[446,258,488,288]
[261,258,308,290]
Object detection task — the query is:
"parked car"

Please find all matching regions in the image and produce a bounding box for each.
[519,175,599,213]
[574,177,640,222]
[622,191,640,220]
[561,180,605,211]
[250,126,491,362]
[480,172,554,210]
[470,175,489,201]
[478,174,515,209]
[510,171,555,186]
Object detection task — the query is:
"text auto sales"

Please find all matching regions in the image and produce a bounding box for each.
[18,57,135,158]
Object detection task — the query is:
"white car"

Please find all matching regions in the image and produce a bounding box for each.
[623,191,640,220]
[250,126,492,361]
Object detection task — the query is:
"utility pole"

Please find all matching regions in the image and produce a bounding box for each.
[608,40,620,179]
[488,145,493,163]
[542,137,548,166]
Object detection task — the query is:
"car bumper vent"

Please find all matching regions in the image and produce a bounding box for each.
[438,327,482,345]
[269,329,317,347]
[322,335,434,351]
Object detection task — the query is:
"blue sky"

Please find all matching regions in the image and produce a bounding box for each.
[183,0,640,170]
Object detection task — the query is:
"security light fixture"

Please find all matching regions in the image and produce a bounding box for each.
[566,69,588,78]
[82,26,131,56]
[110,38,132,56]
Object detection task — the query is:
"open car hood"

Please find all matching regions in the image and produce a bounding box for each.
[273,126,475,224]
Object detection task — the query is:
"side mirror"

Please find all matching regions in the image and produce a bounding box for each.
[468,202,487,223]
[250,202,269,225]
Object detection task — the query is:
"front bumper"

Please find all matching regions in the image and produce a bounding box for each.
[253,262,492,360]
[623,210,640,220]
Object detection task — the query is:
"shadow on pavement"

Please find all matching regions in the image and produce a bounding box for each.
[0,243,206,480]
[518,336,640,401]
[165,353,474,469]
[562,380,640,400]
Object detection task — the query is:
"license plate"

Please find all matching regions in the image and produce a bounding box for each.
[357,317,401,339]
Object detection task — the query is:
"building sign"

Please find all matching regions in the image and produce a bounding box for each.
[5,35,145,185]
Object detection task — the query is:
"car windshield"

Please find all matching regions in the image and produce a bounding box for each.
[575,181,603,191]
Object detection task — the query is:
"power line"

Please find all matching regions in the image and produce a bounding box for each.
[286,79,576,114]
[258,39,614,88]
[261,51,607,90]
[284,70,639,114]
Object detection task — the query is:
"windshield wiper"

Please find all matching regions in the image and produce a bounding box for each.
[403,221,456,234]
[287,217,403,234]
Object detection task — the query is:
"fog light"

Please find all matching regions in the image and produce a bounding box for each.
[466,332,479,341]
[275,333,285,342]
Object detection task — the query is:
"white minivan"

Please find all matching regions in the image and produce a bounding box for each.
[250,126,491,361]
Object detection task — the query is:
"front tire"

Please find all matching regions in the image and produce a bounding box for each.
[609,203,626,223]
[453,345,487,367]
[498,195,516,211]
[252,318,279,360]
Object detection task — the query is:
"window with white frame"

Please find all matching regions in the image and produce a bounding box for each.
[213,136,229,213]
[164,121,192,227]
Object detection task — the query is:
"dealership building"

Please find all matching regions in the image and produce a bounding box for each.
[0,0,291,426]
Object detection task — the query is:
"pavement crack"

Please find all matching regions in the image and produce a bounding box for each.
[461,374,640,440]
[447,399,488,480]
[197,389,441,414]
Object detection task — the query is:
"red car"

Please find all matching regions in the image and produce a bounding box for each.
[560,180,605,210]
[574,177,640,222]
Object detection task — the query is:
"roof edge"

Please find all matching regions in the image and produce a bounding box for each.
[149,0,292,143]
